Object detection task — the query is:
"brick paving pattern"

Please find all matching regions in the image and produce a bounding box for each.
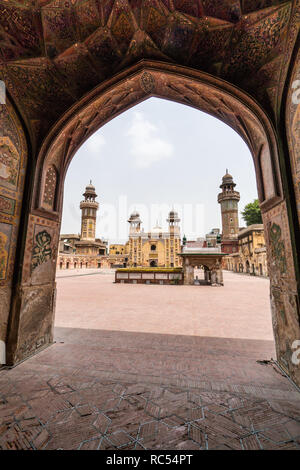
[0,272,299,450]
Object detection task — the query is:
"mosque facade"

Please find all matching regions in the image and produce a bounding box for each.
[127,210,182,268]
[57,173,268,276]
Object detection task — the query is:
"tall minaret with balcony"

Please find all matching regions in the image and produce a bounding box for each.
[217,170,240,253]
[128,211,142,266]
[80,181,99,241]
[167,210,180,237]
[128,211,142,234]
[167,210,181,267]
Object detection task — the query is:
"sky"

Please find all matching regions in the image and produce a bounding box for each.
[61,97,258,244]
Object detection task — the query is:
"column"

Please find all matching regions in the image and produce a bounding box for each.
[183,258,194,285]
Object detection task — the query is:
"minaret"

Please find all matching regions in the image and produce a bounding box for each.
[167,210,181,267]
[167,210,180,237]
[217,170,240,242]
[128,211,142,234]
[80,181,99,240]
[127,211,142,267]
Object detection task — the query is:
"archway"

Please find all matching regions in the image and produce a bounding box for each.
[194,265,210,285]
[4,61,300,386]
[246,260,250,274]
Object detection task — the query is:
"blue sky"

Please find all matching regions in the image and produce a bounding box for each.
[61,97,258,243]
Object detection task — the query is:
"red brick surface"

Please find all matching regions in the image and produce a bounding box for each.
[0,272,299,450]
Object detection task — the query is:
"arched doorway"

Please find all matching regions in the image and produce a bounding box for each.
[3,62,300,386]
[246,260,250,274]
[150,260,157,267]
[194,265,210,285]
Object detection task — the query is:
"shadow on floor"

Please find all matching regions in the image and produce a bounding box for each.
[0,327,299,450]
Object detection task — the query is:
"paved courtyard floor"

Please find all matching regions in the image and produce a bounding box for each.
[55,269,274,340]
[0,271,299,450]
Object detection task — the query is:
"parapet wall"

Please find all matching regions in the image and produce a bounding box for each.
[115,268,183,285]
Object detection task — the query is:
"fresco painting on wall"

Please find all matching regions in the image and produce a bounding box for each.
[0,195,15,216]
[292,105,300,172]
[0,136,20,190]
[27,219,58,286]
[31,229,52,272]
[0,223,12,281]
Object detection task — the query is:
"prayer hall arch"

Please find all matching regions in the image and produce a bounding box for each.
[4,60,300,387]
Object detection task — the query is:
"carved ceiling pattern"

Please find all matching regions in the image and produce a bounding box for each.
[35,64,282,216]
[0,0,299,148]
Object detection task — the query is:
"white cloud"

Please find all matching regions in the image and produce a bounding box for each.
[82,132,106,157]
[126,112,173,168]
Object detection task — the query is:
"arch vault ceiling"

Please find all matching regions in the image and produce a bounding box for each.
[0,0,299,147]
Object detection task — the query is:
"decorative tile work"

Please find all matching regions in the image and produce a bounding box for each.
[140,71,155,93]
[22,214,59,286]
[0,102,27,291]
[0,223,12,281]
[0,98,29,353]
[0,136,20,191]
[262,201,300,386]
[31,230,52,272]
[286,43,300,231]
[269,223,287,274]
[0,195,15,216]
[42,165,57,210]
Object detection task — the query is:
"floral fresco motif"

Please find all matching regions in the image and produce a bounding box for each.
[0,136,20,190]
[140,71,155,93]
[31,230,52,272]
[269,223,286,274]
[0,231,9,280]
[0,195,15,216]
[0,223,12,281]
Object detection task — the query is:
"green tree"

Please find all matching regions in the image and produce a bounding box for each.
[241,199,262,226]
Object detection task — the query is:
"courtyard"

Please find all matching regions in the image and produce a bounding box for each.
[0,271,299,450]
[55,270,274,341]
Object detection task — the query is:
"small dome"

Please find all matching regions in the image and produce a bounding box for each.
[82,181,97,199]
[222,169,233,182]
[168,210,178,218]
[85,182,95,191]
[167,210,180,223]
[128,211,141,223]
